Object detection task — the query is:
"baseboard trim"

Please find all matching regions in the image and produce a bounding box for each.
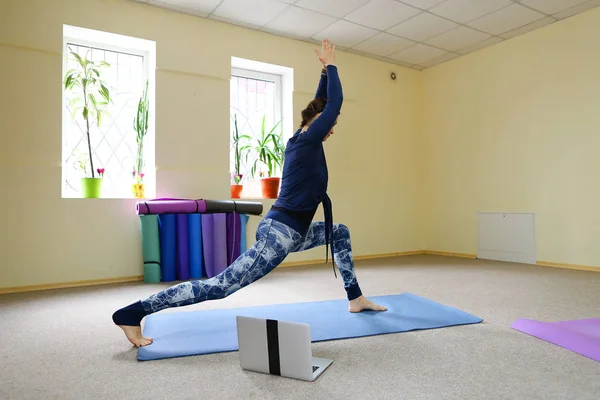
[423,250,477,259]
[279,250,424,268]
[2,251,597,294]
[0,275,144,295]
[536,261,600,272]
[424,251,599,272]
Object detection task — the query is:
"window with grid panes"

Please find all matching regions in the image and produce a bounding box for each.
[62,25,155,198]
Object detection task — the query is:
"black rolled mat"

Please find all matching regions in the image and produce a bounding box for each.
[204,200,263,215]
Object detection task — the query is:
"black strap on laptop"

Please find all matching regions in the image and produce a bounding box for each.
[266,319,281,376]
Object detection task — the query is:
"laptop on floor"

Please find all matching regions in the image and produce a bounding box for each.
[236,315,333,381]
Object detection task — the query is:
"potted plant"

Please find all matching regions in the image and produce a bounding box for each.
[132,79,149,199]
[244,115,285,199]
[230,114,251,198]
[63,48,111,198]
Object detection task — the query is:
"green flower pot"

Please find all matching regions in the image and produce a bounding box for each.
[80,178,103,198]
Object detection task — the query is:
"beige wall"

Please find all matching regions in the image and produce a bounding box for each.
[3,0,599,291]
[0,0,423,289]
[422,7,600,268]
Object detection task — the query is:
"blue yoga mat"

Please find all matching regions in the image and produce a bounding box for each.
[176,214,190,281]
[138,292,482,361]
[188,213,203,279]
[157,214,176,282]
[240,214,248,253]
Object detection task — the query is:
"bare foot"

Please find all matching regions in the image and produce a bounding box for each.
[349,296,387,313]
[118,325,153,347]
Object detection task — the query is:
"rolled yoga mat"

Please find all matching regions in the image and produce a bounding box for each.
[158,214,177,282]
[204,200,263,215]
[201,214,214,277]
[511,318,600,362]
[137,199,207,215]
[226,212,242,264]
[176,214,190,281]
[139,215,161,283]
[240,214,249,254]
[213,213,228,276]
[188,213,203,279]
[138,292,483,361]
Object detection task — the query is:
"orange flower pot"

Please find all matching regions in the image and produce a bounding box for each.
[230,184,243,199]
[260,177,280,199]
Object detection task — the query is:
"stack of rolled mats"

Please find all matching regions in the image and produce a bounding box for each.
[137,198,263,283]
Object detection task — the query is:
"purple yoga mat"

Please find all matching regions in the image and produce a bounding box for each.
[176,214,190,281]
[200,214,228,278]
[201,214,214,277]
[212,214,228,276]
[511,318,600,362]
[136,199,207,215]
[226,212,242,264]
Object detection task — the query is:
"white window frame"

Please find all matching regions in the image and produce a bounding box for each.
[229,57,293,198]
[230,67,283,130]
[61,25,156,199]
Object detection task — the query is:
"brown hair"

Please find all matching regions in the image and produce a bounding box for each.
[300,98,327,127]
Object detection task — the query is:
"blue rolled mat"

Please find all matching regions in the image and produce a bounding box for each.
[138,292,483,361]
[176,214,190,281]
[157,214,177,282]
[240,214,249,253]
[212,213,228,276]
[139,214,161,283]
[188,213,203,279]
[201,214,214,277]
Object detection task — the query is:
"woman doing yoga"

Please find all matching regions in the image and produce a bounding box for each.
[113,39,386,347]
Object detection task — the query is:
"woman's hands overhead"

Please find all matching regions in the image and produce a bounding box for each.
[315,38,336,67]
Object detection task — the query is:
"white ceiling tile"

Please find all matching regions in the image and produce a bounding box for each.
[361,52,412,66]
[424,26,491,51]
[467,3,546,34]
[159,0,222,14]
[429,0,512,23]
[387,12,458,41]
[266,6,336,37]
[295,0,370,18]
[147,0,188,12]
[352,32,415,56]
[210,14,263,29]
[397,0,447,10]
[146,0,167,7]
[418,51,460,68]
[455,36,504,54]
[499,16,555,39]
[389,43,447,64]
[212,0,291,26]
[312,19,379,47]
[519,0,590,15]
[344,0,421,30]
[553,0,600,19]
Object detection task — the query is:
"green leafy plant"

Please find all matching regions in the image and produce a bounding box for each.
[64,48,111,178]
[133,79,150,183]
[231,114,251,184]
[243,115,285,179]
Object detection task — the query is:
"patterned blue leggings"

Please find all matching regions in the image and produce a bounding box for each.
[141,218,362,314]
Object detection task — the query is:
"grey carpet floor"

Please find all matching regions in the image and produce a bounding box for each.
[1,255,599,400]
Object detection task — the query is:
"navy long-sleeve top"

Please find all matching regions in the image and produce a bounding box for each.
[265,64,342,269]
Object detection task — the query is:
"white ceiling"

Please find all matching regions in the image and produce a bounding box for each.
[131,0,600,69]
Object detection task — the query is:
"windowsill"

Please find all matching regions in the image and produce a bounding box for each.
[232,196,278,201]
[61,189,156,200]
[61,196,155,200]
[231,180,279,201]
